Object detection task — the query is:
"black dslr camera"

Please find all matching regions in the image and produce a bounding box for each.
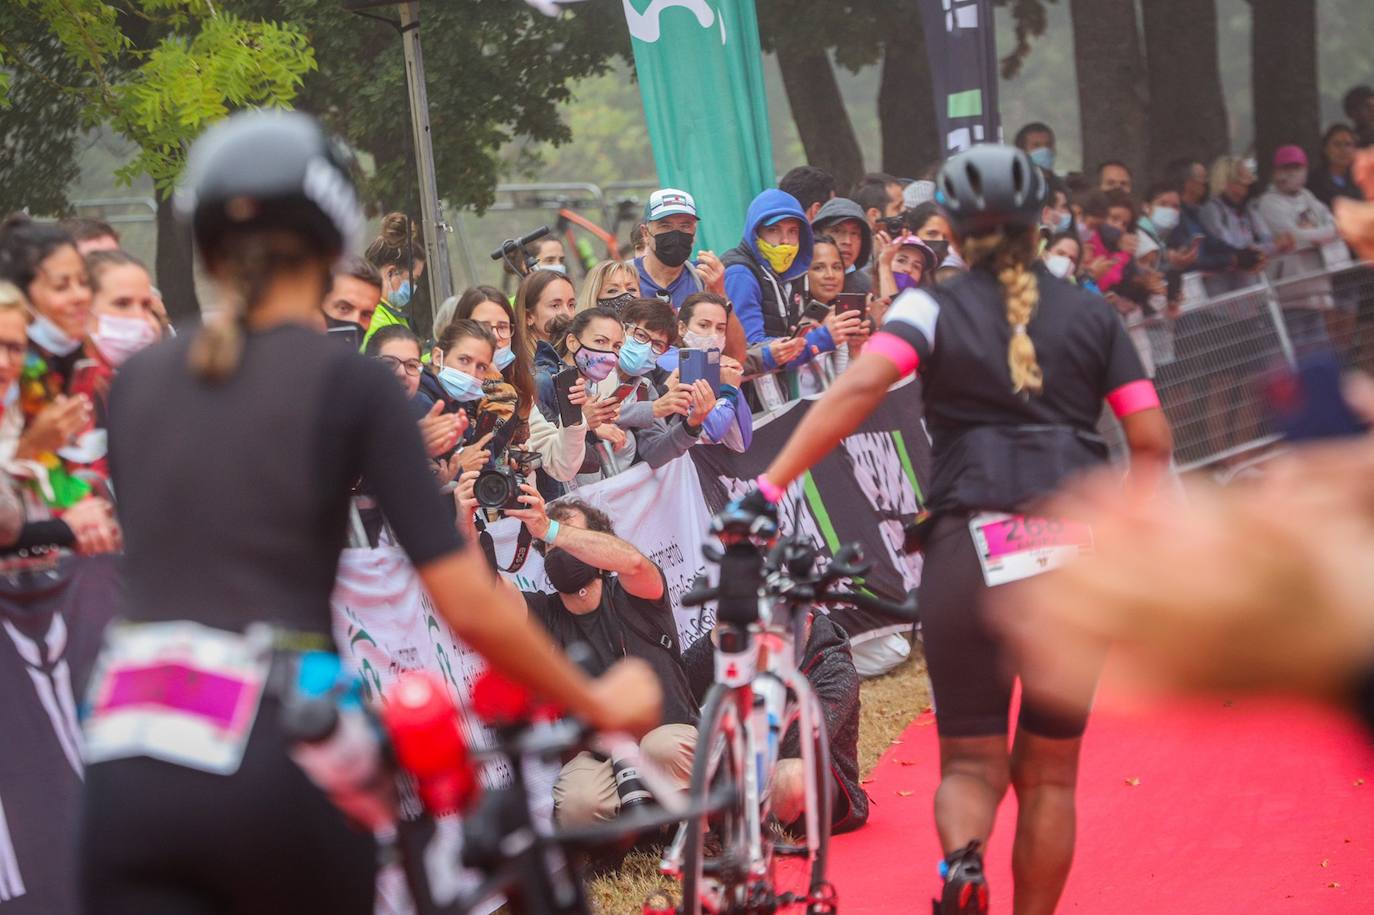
[474,449,542,511]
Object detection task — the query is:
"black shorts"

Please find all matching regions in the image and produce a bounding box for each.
[917,513,1094,740]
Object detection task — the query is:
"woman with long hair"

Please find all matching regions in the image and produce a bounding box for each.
[362,211,426,346]
[78,110,659,913]
[733,145,1173,915]
[577,258,641,314]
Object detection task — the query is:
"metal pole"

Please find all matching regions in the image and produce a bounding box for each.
[398,1,454,326]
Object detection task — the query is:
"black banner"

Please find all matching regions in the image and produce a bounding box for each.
[918,0,1002,153]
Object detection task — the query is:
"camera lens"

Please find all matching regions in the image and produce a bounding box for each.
[474,469,515,509]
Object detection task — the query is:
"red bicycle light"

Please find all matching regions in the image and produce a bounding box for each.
[470,669,537,726]
[381,672,477,814]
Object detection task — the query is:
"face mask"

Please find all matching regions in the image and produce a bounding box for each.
[573,344,619,382]
[28,312,83,356]
[652,230,694,268]
[1052,211,1073,234]
[617,335,654,376]
[436,365,484,402]
[390,279,413,309]
[1076,222,1094,244]
[597,292,635,314]
[493,345,516,371]
[1044,254,1075,279]
[1098,224,1124,251]
[1029,147,1056,171]
[924,239,951,263]
[894,272,919,292]
[681,330,725,352]
[756,237,799,275]
[544,548,600,596]
[92,313,159,367]
[1150,206,1180,232]
[537,263,568,276]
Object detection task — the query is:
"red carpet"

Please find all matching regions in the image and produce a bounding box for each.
[822,692,1374,913]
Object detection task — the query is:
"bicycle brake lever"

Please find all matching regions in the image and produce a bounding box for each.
[682,575,719,608]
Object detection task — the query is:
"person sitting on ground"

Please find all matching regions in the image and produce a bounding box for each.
[681,605,868,833]
[321,256,384,335]
[454,489,698,828]
[578,258,642,315]
[811,197,875,295]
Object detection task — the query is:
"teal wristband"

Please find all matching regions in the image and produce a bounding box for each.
[542,519,561,545]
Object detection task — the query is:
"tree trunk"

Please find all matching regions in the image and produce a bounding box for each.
[877,13,940,181]
[155,189,201,329]
[1250,0,1318,184]
[1068,0,1149,184]
[775,42,866,195]
[1141,0,1230,180]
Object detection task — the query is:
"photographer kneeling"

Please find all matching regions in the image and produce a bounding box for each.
[456,478,697,827]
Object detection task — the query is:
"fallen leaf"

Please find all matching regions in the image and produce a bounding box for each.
[1328,882,1341,889]
[1344,838,1352,844]
[891,739,903,745]
[861,778,875,785]
[896,790,913,797]
[1355,779,1365,787]
[896,760,917,766]
[1321,859,1330,868]
[1124,777,1141,787]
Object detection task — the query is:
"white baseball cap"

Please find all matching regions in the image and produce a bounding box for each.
[646,188,698,222]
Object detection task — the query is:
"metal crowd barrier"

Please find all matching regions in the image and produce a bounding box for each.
[1100,255,1374,473]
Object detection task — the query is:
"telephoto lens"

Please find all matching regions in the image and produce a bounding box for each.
[612,748,654,814]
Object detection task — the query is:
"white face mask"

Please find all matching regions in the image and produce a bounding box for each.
[1149,206,1180,232]
[91,312,159,367]
[28,312,83,356]
[1044,254,1075,280]
[681,330,724,351]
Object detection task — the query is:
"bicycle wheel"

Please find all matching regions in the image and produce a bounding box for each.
[794,684,834,914]
[680,683,750,915]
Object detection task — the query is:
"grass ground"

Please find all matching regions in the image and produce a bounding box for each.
[583,649,933,914]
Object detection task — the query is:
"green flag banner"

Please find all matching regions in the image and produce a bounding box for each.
[623,0,775,252]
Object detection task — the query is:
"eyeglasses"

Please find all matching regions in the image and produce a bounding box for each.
[378,355,423,377]
[624,324,669,355]
[478,320,513,340]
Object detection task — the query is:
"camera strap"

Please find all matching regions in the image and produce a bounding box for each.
[477,520,533,574]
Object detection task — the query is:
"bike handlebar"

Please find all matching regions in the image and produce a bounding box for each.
[818,589,920,623]
[488,224,551,260]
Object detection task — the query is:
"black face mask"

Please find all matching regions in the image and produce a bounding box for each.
[924,239,950,264]
[1098,224,1124,251]
[597,291,636,315]
[544,548,600,595]
[652,230,695,268]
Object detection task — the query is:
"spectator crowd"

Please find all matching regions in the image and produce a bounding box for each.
[1,78,1373,897]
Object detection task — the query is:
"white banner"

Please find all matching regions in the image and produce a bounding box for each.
[484,456,718,647]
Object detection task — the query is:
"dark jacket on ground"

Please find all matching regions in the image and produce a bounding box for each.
[682,613,868,833]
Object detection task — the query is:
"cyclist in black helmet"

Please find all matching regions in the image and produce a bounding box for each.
[730,144,1173,915]
[77,110,660,915]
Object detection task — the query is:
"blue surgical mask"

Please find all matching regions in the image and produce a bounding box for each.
[436,365,483,402]
[1029,147,1056,172]
[28,312,82,356]
[537,263,568,276]
[390,279,413,309]
[1054,211,1072,233]
[617,335,654,376]
[493,345,516,371]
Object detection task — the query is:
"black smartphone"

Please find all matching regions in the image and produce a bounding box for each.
[802,299,831,325]
[326,322,362,350]
[679,347,721,395]
[553,366,585,428]
[833,292,868,318]
[1266,352,1369,443]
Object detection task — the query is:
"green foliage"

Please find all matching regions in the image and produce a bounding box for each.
[0,0,316,202]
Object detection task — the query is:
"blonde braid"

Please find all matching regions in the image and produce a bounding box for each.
[962,229,1043,396]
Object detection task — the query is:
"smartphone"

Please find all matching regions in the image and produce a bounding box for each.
[802,299,831,325]
[1267,352,1369,443]
[833,292,868,318]
[679,347,721,395]
[610,381,637,403]
[553,366,585,428]
[326,322,362,350]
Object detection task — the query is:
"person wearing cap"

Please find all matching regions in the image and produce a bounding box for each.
[634,188,724,311]
[1256,145,1341,252]
[811,197,875,295]
[875,234,939,302]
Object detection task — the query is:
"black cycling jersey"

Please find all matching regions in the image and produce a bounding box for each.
[871,269,1153,513]
[107,323,463,636]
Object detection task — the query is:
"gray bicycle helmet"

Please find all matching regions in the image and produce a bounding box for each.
[176,109,362,260]
[935,144,1047,237]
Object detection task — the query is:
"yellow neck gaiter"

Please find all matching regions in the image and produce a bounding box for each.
[756,237,799,275]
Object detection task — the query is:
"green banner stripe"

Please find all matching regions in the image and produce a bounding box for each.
[801,471,841,553]
[890,430,924,506]
[947,89,983,119]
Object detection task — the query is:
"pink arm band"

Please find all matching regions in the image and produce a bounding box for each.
[756,475,785,504]
[1106,379,1161,418]
[865,332,920,377]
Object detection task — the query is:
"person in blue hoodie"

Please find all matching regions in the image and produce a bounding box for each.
[722,190,841,383]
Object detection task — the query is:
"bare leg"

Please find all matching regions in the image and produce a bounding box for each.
[934,736,1010,854]
[1009,730,1083,915]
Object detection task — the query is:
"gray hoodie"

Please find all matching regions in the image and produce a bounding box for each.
[812,197,873,294]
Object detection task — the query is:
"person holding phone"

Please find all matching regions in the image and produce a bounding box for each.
[654,293,753,452]
[80,110,660,914]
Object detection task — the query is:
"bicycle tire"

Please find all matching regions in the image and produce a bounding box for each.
[680,683,749,915]
[793,684,834,913]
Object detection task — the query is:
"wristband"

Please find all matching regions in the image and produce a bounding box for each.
[756,474,785,505]
[542,519,561,546]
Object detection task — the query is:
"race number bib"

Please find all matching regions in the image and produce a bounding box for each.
[968,512,1093,587]
[84,621,271,775]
